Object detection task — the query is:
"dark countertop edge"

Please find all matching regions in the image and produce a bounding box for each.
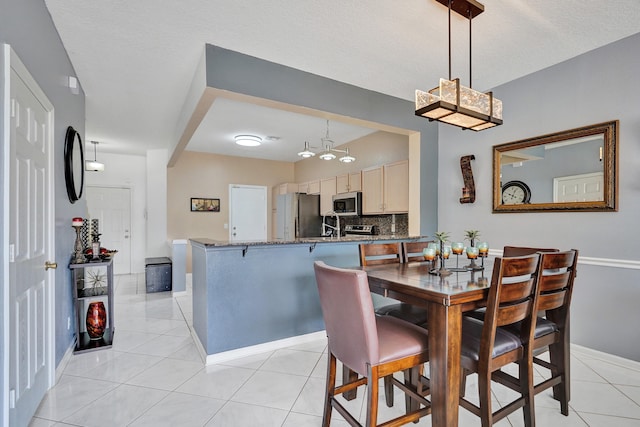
[190,235,428,248]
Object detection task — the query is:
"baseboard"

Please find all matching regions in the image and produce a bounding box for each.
[55,342,75,383]
[171,290,187,297]
[572,344,640,371]
[194,330,327,365]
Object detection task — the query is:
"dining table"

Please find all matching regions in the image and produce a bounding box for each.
[360,259,495,427]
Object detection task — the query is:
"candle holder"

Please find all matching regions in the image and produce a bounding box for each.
[477,242,489,269]
[71,217,85,264]
[450,242,466,272]
[465,246,483,271]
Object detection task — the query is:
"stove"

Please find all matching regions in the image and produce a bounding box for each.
[344,224,378,236]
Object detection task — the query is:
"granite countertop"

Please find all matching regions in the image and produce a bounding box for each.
[190,235,428,248]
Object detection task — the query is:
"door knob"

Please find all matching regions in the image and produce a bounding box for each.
[45,261,58,270]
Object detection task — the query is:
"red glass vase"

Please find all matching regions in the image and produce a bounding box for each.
[86,301,106,339]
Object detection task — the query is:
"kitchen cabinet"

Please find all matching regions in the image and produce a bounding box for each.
[320,177,337,215]
[69,259,114,353]
[277,183,298,194]
[298,182,309,194]
[336,171,362,193]
[361,160,409,214]
[307,180,320,195]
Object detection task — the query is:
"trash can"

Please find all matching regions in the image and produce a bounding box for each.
[145,257,172,293]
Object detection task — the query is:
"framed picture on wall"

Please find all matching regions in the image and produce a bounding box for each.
[190,198,220,212]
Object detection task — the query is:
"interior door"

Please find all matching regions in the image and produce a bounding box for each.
[229,185,267,242]
[554,171,604,202]
[8,49,55,427]
[85,186,132,274]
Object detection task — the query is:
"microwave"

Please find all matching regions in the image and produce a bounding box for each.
[332,192,362,216]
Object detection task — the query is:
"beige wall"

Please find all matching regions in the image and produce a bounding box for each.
[294,131,409,182]
[167,150,294,248]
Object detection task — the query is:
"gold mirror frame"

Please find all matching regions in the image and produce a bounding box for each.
[493,120,618,213]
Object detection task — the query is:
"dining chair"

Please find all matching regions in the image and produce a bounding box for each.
[402,240,434,263]
[313,261,431,427]
[492,250,579,416]
[359,243,429,326]
[503,245,559,257]
[359,242,430,407]
[459,254,541,427]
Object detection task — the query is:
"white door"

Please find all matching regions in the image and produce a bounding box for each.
[85,186,132,274]
[229,185,267,242]
[8,48,55,427]
[554,171,604,202]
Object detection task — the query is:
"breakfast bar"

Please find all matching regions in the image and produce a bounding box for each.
[189,235,425,361]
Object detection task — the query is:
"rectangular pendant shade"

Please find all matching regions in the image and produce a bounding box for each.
[415,78,502,131]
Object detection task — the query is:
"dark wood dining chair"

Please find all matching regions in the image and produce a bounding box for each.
[402,240,435,263]
[459,254,541,427]
[313,261,431,427]
[493,250,579,416]
[359,243,429,326]
[503,245,559,257]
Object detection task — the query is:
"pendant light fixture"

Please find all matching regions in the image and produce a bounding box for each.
[296,120,356,163]
[415,0,502,131]
[85,141,105,171]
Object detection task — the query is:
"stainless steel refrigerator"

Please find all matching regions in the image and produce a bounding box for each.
[276,193,322,240]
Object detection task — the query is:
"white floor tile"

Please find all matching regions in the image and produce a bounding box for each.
[166,339,203,362]
[204,401,288,427]
[218,350,273,370]
[176,364,255,400]
[63,384,169,427]
[81,351,164,383]
[231,370,308,410]
[127,334,194,357]
[260,348,322,377]
[128,392,225,426]
[126,358,203,390]
[570,380,640,419]
[578,412,640,426]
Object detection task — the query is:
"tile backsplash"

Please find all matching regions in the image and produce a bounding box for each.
[342,214,408,236]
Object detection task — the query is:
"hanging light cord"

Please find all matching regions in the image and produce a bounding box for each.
[448,0,452,80]
[93,142,98,161]
[469,8,473,88]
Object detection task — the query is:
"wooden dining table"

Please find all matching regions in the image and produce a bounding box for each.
[360,259,495,427]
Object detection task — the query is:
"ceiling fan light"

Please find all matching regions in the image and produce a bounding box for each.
[319,150,336,161]
[235,134,262,146]
[297,141,316,157]
[339,148,355,163]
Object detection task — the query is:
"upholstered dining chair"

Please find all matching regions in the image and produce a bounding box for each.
[459,254,541,427]
[359,242,430,407]
[492,250,579,416]
[313,261,431,427]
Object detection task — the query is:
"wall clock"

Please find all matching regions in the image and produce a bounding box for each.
[501,180,531,205]
[64,126,84,203]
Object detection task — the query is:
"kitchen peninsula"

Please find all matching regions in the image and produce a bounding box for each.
[190,235,425,363]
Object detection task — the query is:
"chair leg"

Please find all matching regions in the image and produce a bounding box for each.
[549,339,570,415]
[403,366,423,418]
[343,365,358,400]
[383,375,394,407]
[323,353,337,427]
[519,356,535,427]
[477,370,493,427]
[460,368,470,397]
[365,365,380,427]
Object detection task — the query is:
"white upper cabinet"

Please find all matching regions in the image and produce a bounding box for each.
[361,160,408,214]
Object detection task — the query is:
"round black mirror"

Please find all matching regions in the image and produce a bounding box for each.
[64,126,84,203]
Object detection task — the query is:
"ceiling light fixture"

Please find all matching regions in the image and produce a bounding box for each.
[415,0,502,131]
[85,141,105,171]
[296,120,356,163]
[234,134,262,146]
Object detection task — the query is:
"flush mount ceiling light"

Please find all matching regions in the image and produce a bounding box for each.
[297,120,356,163]
[85,141,105,171]
[234,134,262,146]
[415,0,502,131]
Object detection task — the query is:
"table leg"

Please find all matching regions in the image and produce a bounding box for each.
[428,302,462,427]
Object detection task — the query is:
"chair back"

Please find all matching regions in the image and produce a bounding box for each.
[503,246,559,257]
[359,242,402,266]
[482,254,541,358]
[314,261,379,376]
[402,241,434,263]
[536,250,578,321]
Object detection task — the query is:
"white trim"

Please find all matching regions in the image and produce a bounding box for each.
[571,344,640,372]
[171,290,188,297]
[55,345,75,384]
[193,330,327,366]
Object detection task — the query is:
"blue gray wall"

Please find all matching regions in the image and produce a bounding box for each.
[0,0,86,394]
[438,32,640,361]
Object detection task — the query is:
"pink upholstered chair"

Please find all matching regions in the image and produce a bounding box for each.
[314,261,431,426]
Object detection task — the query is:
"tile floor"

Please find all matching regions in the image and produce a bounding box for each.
[30,273,640,427]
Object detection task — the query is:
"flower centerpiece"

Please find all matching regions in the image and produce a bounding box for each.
[464,229,483,270]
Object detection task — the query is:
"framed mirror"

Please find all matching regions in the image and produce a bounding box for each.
[64,126,85,203]
[493,120,618,213]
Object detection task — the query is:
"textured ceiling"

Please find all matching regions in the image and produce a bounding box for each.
[44,0,640,161]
